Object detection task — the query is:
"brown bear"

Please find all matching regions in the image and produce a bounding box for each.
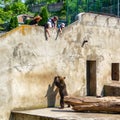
[54,75,70,109]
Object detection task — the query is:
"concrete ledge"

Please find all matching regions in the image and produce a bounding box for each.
[80,13,120,28]
[11,113,54,120]
[11,107,120,120]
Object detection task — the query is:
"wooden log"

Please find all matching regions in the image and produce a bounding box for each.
[73,102,120,113]
[64,96,120,113]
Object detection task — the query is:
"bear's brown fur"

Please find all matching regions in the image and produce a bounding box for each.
[54,75,70,108]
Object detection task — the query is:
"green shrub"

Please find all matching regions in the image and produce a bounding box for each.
[39,7,49,26]
[24,19,31,25]
[0,26,4,31]
[8,16,18,30]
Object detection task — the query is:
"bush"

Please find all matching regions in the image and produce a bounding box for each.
[24,19,31,25]
[39,7,49,26]
[8,16,18,30]
[0,18,4,31]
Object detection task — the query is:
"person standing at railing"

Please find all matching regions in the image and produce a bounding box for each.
[44,16,58,40]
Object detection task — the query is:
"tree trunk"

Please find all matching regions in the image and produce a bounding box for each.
[64,96,120,113]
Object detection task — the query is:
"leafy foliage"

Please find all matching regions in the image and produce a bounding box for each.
[0,0,120,31]
[39,7,49,26]
[25,0,46,5]
[10,2,27,15]
[0,8,12,23]
[24,19,31,24]
[8,16,18,30]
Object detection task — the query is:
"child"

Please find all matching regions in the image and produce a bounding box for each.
[58,23,65,33]
[55,23,65,40]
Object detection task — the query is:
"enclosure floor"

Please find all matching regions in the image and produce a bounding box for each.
[11,107,120,120]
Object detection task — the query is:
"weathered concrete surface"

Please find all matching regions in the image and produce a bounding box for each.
[0,13,120,119]
[11,107,120,120]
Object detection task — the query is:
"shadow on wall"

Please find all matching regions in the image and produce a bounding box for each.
[45,82,58,107]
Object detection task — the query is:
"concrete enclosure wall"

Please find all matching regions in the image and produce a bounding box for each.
[0,13,120,120]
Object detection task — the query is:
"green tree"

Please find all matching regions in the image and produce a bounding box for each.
[39,7,49,26]
[13,0,22,2]
[0,7,12,22]
[10,2,27,15]
[66,0,78,24]
[8,16,18,30]
[2,0,11,4]
[25,0,42,5]
[25,0,60,5]
[46,0,59,4]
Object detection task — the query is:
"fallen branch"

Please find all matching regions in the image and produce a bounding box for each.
[64,96,120,113]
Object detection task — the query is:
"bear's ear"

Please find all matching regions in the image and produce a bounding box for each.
[54,75,59,78]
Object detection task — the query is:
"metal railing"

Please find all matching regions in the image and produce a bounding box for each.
[66,0,120,25]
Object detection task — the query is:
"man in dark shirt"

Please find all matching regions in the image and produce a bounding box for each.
[29,15,42,25]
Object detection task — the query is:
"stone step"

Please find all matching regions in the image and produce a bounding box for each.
[10,107,120,120]
[11,112,54,120]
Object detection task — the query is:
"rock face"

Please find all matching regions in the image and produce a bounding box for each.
[0,13,120,119]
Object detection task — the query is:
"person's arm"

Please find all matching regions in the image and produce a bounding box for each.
[46,28,50,37]
[52,19,57,28]
[59,25,62,33]
[54,21,57,28]
[59,27,62,33]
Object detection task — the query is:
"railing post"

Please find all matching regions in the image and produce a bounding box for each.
[118,0,120,17]
[66,0,68,25]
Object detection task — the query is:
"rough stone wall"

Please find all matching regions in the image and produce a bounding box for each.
[0,13,120,119]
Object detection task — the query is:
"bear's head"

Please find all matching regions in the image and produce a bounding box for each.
[54,75,66,87]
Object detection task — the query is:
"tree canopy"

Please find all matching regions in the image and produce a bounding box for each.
[0,0,119,31]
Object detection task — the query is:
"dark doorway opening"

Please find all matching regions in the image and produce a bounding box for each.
[86,60,96,96]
